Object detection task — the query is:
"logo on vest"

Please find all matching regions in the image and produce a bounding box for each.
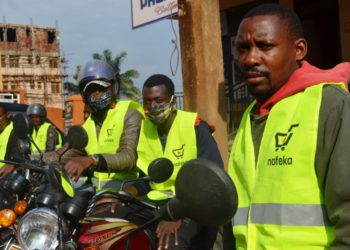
[107,128,113,136]
[274,124,299,151]
[172,144,185,159]
[268,123,299,167]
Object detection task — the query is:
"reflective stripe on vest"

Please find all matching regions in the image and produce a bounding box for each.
[83,101,143,191]
[233,204,331,226]
[137,110,197,200]
[0,122,13,168]
[228,83,346,249]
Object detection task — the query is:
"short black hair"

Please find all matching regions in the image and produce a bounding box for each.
[143,74,175,97]
[244,3,304,40]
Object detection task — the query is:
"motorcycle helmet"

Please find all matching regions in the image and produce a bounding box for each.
[26,103,47,118]
[78,59,120,100]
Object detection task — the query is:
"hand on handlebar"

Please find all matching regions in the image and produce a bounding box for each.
[65,156,94,182]
[0,164,15,178]
[156,220,182,250]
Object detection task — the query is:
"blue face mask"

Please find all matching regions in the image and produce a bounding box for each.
[87,91,113,113]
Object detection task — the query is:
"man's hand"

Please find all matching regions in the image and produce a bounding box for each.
[65,156,94,182]
[156,220,182,250]
[0,164,15,178]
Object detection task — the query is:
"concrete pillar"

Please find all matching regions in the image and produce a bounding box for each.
[178,0,228,168]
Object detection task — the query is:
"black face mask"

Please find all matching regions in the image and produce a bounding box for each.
[86,92,113,123]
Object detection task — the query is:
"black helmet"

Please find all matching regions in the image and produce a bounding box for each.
[27,103,47,117]
[78,60,120,97]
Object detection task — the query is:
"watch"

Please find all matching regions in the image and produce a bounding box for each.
[90,154,100,167]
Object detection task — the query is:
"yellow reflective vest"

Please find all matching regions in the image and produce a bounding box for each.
[228,83,346,250]
[31,122,62,153]
[83,101,143,190]
[0,122,13,168]
[137,110,197,200]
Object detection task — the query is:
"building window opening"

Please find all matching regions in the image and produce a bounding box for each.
[27,56,33,65]
[10,82,17,90]
[7,28,17,42]
[52,82,60,94]
[9,56,19,68]
[37,82,42,90]
[26,28,31,36]
[0,28,4,41]
[48,31,56,44]
[36,56,41,65]
[1,55,6,67]
[49,58,58,68]
[30,81,35,89]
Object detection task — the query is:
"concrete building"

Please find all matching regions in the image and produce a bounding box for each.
[0,22,64,110]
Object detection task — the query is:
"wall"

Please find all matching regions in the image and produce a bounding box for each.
[339,0,350,62]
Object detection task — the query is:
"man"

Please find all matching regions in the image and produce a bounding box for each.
[133,74,223,250]
[0,104,21,177]
[227,4,350,249]
[27,103,62,153]
[61,59,144,191]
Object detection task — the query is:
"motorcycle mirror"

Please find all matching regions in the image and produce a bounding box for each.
[12,113,33,140]
[65,125,88,150]
[47,162,75,199]
[58,166,75,198]
[148,158,174,183]
[161,159,238,226]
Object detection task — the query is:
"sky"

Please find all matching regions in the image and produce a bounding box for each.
[0,0,183,91]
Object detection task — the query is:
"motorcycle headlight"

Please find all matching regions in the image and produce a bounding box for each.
[17,207,66,250]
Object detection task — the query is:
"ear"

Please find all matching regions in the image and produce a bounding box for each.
[294,38,308,61]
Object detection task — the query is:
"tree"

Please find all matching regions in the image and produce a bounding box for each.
[92,50,141,101]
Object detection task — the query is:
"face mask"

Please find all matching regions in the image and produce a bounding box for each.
[146,96,174,124]
[87,91,113,114]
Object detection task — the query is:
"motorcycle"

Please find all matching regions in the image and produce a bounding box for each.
[1,113,239,250]
[76,158,238,250]
[0,113,94,250]
[76,157,174,250]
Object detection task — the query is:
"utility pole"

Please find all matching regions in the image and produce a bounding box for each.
[178,0,229,168]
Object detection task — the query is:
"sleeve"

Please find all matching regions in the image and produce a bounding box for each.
[195,120,224,169]
[96,108,143,172]
[316,85,350,248]
[5,130,21,161]
[45,125,59,152]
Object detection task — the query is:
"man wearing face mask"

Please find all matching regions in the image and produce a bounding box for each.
[53,59,144,191]
[130,74,223,250]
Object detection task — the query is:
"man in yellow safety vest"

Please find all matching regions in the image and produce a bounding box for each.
[227,3,350,249]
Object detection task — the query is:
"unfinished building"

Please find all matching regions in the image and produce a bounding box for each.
[0,22,64,109]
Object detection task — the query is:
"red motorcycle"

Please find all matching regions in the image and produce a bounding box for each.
[76,157,238,250]
[76,157,174,250]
